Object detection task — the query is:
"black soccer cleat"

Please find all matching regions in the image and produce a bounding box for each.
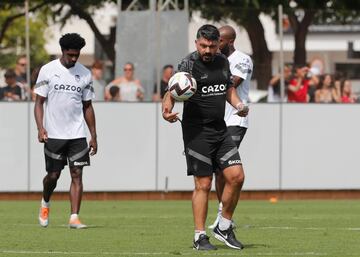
[193,234,217,250]
[213,224,244,250]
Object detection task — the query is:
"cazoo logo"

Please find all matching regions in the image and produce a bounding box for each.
[54,84,82,92]
[201,84,226,95]
[228,160,241,165]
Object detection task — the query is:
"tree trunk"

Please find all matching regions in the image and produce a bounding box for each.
[243,13,272,90]
[65,0,115,64]
[292,10,316,66]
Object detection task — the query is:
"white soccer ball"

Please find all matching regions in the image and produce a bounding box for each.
[168,72,197,101]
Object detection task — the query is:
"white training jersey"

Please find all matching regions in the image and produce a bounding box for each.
[34,59,94,139]
[224,50,253,128]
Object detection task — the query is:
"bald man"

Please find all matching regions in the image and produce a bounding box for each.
[209,25,253,234]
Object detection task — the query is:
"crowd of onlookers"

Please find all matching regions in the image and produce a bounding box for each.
[0,55,31,101]
[0,56,358,103]
[267,64,358,103]
[94,61,173,102]
[0,57,174,103]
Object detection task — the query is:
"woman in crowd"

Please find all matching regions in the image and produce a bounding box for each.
[314,74,337,103]
[105,62,144,102]
[341,79,357,103]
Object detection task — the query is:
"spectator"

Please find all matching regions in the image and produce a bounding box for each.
[341,79,357,103]
[109,85,120,101]
[152,64,174,102]
[14,55,31,100]
[1,69,23,101]
[91,60,106,101]
[287,65,310,103]
[307,75,320,103]
[332,72,342,103]
[0,85,4,100]
[314,74,336,103]
[267,65,291,102]
[332,73,342,103]
[15,55,27,84]
[105,62,144,102]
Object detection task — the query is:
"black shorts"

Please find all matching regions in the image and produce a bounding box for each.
[227,126,247,148]
[44,138,90,172]
[184,131,241,177]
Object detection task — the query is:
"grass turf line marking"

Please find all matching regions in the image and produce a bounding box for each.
[0,250,330,256]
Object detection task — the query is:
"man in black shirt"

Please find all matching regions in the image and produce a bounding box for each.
[2,69,23,101]
[162,24,248,251]
[153,64,174,101]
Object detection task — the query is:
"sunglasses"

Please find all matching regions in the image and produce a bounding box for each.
[124,68,133,71]
[17,63,27,66]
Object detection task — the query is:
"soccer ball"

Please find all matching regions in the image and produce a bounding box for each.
[168,72,197,101]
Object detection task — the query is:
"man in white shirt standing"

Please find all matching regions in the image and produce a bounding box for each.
[209,25,253,229]
[34,33,98,229]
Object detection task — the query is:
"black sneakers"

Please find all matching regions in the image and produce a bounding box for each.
[193,234,217,250]
[213,224,244,250]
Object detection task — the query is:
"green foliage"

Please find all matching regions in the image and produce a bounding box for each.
[0,7,50,70]
[190,0,360,27]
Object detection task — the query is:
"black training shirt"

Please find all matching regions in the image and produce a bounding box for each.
[177,51,233,134]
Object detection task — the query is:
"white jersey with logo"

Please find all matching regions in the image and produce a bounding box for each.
[34,59,94,139]
[224,50,253,128]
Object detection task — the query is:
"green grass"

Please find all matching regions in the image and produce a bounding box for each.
[0,200,360,257]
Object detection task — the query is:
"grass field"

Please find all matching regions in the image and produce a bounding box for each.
[0,200,359,257]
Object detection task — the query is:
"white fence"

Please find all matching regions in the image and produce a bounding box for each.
[1,102,359,192]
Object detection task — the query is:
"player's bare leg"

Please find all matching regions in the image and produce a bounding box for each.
[39,171,61,227]
[209,172,225,229]
[69,167,86,229]
[215,172,225,203]
[193,175,212,230]
[213,165,244,250]
[192,175,217,250]
[221,165,244,219]
[43,171,61,202]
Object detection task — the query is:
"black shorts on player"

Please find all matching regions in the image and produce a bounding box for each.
[44,138,90,172]
[184,130,241,177]
[227,126,247,148]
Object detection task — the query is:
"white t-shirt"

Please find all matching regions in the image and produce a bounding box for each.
[34,59,94,139]
[224,50,253,128]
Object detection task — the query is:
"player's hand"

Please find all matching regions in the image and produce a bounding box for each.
[89,137,98,156]
[38,128,48,143]
[162,107,179,123]
[236,103,249,117]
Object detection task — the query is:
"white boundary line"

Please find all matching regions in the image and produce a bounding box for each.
[0,250,329,256]
[243,226,360,231]
[11,224,360,231]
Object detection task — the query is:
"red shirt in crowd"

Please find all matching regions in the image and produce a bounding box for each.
[341,95,354,103]
[287,79,309,103]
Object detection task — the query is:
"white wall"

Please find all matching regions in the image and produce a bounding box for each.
[1,102,360,192]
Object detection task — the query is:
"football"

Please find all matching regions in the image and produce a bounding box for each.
[168,72,197,101]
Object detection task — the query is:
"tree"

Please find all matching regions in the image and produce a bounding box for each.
[0,0,139,66]
[0,4,50,70]
[191,0,360,89]
[190,0,273,90]
[284,0,360,65]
